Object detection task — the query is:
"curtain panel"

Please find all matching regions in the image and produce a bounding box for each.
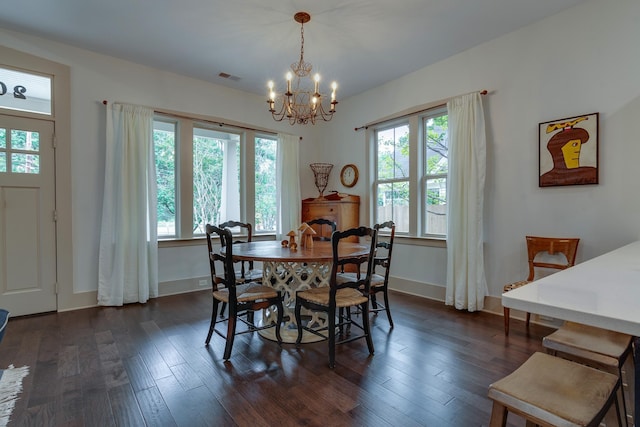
[445,92,487,311]
[98,103,158,306]
[276,133,301,240]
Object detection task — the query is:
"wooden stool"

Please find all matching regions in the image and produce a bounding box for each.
[488,352,622,427]
[543,322,634,426]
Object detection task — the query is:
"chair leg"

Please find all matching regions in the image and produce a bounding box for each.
[275,297,283,345]
[206,298,220,345]
[382,289,393,328]
[617,365,629,427]
[295,298,303,347]
[488,401,508,427]
[328,307,336,369]
[503,307,510,336]
[223,309,237,360]
[362,302,374,356]
[219,302,227,318]
[371,294,379,313]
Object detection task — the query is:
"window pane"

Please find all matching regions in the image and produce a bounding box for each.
[377,181,409,233]
[0,128,5,148]
[0,67,52,115]
[11,153,39,174]
[255,137,277,232]
[11,129,39,151]
[424,112,448,236]
[0,153,5,172]
[193,127,240,234]
[153,120,176,237]
[377,124,409,180]
[425,114,448,174]
[425,178,447,235]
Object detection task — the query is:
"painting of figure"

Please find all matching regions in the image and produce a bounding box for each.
[539,113,599,187]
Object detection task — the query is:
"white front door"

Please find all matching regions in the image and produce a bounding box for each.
[0,114,56,315]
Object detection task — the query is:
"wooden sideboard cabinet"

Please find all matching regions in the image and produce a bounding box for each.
[301,194,360,242]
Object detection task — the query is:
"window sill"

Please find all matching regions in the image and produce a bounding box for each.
[394,235,446,248]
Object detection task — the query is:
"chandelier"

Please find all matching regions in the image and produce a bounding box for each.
[267,12,338,125]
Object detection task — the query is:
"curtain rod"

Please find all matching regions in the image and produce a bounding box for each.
[102,100,279,136]
[354,89,488,132]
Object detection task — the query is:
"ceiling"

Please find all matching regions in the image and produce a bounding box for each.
[0,0,588,99]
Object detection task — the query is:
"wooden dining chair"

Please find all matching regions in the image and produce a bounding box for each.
[543,322,634,426]
[502,236,579,335]
[306,218,337,241]
[488,352,622,427]
[294,226,377,368]
[218,220,263,282]
[336,221,396,327]
[217,220,263,318]
[204,224,283,360]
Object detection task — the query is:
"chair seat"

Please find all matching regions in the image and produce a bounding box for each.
[543,322,632,368]
[503,279,530,292]
[488,352,620,427]
[213,282,278,303]
[336,272,385,287]
[297,287,368,308]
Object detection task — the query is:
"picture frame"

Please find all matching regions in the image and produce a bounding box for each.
[539,112,599,187]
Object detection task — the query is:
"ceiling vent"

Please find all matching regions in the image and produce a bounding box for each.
[218,72,240,81]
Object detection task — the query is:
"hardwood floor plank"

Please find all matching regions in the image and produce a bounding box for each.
[2,290,553,427]
[108,383,147,427]
[135,386,177,427]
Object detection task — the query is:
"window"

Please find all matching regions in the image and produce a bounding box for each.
[154,120,176,237]
[423,110,448,236]
[0,67,52,116]
[153,115,278,239]
[192,126,240,235]
[254,137,277,232]
[375,124,410,233]
[372,106,448,237]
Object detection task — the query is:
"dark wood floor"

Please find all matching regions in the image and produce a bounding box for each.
[0,290,553,427]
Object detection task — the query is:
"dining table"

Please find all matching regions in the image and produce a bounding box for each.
[501,239,640,424]
[226,239,369,343]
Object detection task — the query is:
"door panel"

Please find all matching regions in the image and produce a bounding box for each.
[0,115,56,315]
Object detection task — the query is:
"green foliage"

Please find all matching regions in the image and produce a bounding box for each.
[153,129,176,225]
[192,136,225,233]
[254,138,277,231]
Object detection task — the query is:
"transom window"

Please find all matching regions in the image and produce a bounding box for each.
[0,67,52,116]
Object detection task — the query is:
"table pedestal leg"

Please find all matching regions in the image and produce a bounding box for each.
[258,260,332,344]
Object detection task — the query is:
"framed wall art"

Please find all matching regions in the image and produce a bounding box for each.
[539,112,599,187]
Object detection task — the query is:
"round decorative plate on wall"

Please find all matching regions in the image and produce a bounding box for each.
[340,164,359,188]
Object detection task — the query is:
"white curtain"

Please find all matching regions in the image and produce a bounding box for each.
[98,103,158,306]
[445,92,487,311]
[276,133,301,240]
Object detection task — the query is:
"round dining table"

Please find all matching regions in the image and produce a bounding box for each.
[225,239,369,343]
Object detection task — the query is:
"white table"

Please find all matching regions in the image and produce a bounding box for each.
[502,240,640,424]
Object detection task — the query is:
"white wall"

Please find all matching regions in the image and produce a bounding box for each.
[1,0,639,309]
[327,0,640,303]
[0,28,315,299]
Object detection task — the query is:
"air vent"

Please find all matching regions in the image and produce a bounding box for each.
[218,72,240,81]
